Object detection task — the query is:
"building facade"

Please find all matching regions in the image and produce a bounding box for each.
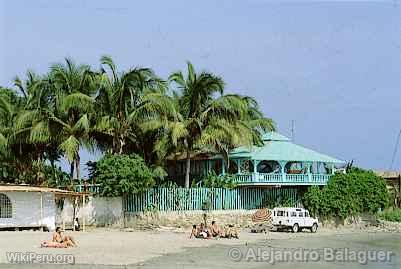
[168,132,345,187]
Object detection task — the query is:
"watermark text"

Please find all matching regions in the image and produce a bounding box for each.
[6,252,75,264]
[228,247,394,265]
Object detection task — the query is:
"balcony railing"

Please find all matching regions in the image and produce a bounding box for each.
[232,173,331,185]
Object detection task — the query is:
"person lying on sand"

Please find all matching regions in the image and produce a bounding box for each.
[41,241,67,248]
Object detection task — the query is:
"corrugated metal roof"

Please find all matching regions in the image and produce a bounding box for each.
[0,185,82,195]
[374,170,401,179]
[222,132,345,163]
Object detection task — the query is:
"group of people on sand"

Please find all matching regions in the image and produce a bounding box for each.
[190,221,239,239]
[41,227,77,248]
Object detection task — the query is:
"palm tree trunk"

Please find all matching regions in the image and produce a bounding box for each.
[75,154,80,181]
[119,138,124,154]
[70,162,74,183]
[185,149,191,188]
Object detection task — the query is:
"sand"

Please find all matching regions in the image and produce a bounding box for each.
[0,227,400,268]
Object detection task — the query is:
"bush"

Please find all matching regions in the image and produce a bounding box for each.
[302,168,390,219]
[302,185,322,217]
[93,154,155,197]
[193,171,237,189]
[378,209,401,222]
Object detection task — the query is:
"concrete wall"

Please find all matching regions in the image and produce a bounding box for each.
[124,210,258,229]
[58,196,122,227]
[0,192,56,230]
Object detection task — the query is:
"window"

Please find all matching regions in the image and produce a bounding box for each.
[291,212,297,217]
[305,212,310,217]
[276,211,284,216]
[298,212,304,217]
[0,193,12,218]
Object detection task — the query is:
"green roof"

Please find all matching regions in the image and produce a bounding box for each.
[224,132,344,163]
[261,132,290,141]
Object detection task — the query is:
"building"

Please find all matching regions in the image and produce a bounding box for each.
[374,170,401,208]
[168,132,345,187]
[0,185,82,231]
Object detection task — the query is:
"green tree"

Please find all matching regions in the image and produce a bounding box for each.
[48,58,97,181]
[93,55,167,155]
[169,62,275,187]
[303,168,390,220]
[302,185,322,217]
[192,171,237,189]
[94,154,155,197]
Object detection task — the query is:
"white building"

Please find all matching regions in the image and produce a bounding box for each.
[0,185,80,231]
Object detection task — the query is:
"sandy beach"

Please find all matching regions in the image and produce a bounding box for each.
[0,227,400,268]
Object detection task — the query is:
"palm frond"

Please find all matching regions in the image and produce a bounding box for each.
[58,135,79,162]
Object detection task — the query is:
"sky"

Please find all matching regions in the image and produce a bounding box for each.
[1,0,400,176]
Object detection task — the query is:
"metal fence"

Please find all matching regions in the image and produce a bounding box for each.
[123,187,301,212]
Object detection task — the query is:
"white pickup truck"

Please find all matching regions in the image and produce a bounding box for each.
[272,207,318,233]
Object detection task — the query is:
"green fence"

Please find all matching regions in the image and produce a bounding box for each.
[123,187,301,212]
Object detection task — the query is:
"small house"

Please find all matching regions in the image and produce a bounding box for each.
[0,185,81,231]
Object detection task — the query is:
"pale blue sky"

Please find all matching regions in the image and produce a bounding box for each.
[1,0,400,176]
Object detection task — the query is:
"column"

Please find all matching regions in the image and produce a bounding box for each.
[221,159,225,175]
[253,160,258,182]
[82,194,86,232]
[307,162,312,182]
[279,161,286,182]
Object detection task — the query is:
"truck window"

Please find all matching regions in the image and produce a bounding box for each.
[276,211,284,216]
[291,212,296,217]
[305,212,309,217]
[298,212,304,217]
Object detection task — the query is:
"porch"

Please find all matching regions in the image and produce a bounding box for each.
[232,173,331,185]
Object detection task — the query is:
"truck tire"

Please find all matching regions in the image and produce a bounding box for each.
[310,223,318,233]
[292,223,299,233]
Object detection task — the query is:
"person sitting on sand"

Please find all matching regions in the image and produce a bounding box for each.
[189,224,200,239]
[210,221,223,237]
[223,224,239,239]
[52,227,77,247]
[196,223,211,239]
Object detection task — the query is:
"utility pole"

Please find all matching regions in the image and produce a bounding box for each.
[389,128,401,170]
[291,120,295,142]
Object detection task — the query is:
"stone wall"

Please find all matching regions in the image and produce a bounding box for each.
[124,209,258,229]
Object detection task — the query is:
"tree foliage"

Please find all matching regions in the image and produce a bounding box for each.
[168,62,275,187]
[192,171,237,189]
[94,154,155,197]
[0,57,274,188]
[302,168,390,219]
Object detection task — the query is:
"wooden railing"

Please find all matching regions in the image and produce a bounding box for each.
[232,173,330,185]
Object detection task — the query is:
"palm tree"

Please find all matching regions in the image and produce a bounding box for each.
[48,58,97,182]
[94,56,167,155]
[169,62,275,187]
[13,72,60,162]
[0,88,21,156]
